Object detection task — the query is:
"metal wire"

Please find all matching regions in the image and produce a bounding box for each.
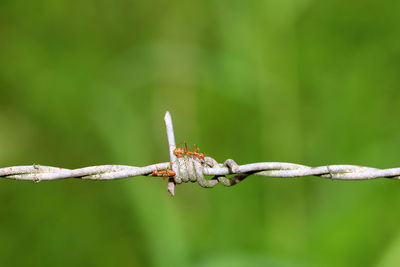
[1,111,398,196]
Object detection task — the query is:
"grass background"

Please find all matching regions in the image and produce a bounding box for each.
[1,0,400,266]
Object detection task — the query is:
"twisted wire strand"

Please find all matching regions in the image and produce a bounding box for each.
[1,111,398,195]
[0,158,398,185]
[0,163,170,181]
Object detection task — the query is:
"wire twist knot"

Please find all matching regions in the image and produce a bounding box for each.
[171,157,218,188]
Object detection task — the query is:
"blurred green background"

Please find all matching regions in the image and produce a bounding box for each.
[1,0,400,266]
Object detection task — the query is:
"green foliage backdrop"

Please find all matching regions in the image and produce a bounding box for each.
[1,1,400,266]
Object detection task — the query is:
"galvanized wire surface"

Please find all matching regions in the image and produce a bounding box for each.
[1,111,398,196]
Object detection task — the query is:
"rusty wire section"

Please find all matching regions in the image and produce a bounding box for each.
[1,111,399,196]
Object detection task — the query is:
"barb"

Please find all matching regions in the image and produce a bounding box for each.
[1,111,398,195]
[164,111,177,196]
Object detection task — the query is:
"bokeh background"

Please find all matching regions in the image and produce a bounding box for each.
[1,0,400,266]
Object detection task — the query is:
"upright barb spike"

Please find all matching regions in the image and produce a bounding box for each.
[164,111,177,163]
[164,111,177,196]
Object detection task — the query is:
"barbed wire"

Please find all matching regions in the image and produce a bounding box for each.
[1,111,398,196]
